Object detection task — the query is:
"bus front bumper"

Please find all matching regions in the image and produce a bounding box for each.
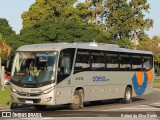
[11,91,55,106]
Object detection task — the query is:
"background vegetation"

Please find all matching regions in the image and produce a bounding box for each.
[0,0,160,72]
[0,0,160,106]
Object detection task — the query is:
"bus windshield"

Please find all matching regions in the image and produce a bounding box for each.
[11,51,57,87]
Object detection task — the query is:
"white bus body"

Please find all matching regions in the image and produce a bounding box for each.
[10,43,154,110]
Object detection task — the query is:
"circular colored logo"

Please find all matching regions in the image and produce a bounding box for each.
[132,71,153,95]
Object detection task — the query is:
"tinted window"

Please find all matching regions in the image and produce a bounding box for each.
[74,49,90,73]
[131,56,142,70]
[143,56,153,70]
[74,49,153,72]
[119,54,131,71]
[106,53,119,70]
[91,51,105,71]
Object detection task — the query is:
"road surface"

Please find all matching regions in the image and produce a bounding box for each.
[1,88,160,119]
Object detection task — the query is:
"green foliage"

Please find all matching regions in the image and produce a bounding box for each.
[8,20,101,51]
[0,86,11,105]
[22,0,93,28]
[76,3,93,23]
[0,34,2,39]
[154,80,160,88]
[0,18,15,38]
[0,18,15,65]
[13,0,154,51]
[105,0,134,48]
[137,36,160,63]
[130,0,153,40]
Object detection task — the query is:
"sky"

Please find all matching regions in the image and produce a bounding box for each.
[0,0,159,38]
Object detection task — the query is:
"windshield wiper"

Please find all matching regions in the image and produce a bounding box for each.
[17,74,41,87]
[33,76,41,87]
[17,76,27,85]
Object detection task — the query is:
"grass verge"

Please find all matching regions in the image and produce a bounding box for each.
[0,85,11,106]
[0,86,26,108]
[153,79,160,88]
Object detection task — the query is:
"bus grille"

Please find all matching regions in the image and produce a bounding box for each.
[17,92,41,97]
[17,98,41,103]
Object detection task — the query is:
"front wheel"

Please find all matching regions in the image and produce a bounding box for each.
[68,90,82,110]
[121,87,132,103]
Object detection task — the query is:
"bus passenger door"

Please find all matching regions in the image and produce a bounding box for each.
[55,48,75,105]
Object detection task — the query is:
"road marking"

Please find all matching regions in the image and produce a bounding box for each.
[121,108,159,109]
[102,102,160,111]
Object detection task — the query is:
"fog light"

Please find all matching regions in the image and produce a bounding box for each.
[46,97,52,102]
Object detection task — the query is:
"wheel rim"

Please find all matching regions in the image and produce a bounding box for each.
[126,90,131,100]
[73,94,80,106]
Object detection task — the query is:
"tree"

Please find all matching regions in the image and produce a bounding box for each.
[0,36,11,67]
[75,2,93,24]
[137,36,160,63]
[0,18,15,38]
[129,0,153,48]
[21,0,81,28]
[12,20,101,46]
[105,0,134,48]
[0,18,14,71]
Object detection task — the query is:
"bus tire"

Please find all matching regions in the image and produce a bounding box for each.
[68,90,82,110]
[34,105,46,110]
[121,87,132,104]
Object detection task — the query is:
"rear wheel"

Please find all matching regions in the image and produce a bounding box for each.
[34,105,46,110]
[68,90,82,110]
[122,87,132,103]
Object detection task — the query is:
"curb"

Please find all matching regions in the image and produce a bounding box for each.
[10,104,33,110]
[153,88,160,92]
[0,105,10,110]
[0,104,33,110]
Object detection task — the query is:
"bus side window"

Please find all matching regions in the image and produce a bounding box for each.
[143,56,153,71]
[74,49,90,74]
[91,51,105,71]
[62,56,71,74]
[119,54,131,71]
[106,53,119,71]
[131,55,142,71]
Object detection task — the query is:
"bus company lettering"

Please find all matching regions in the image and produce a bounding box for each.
[132,70,153,95]
[93,76,110,82]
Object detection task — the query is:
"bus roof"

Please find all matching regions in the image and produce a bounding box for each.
[16,42,153,55]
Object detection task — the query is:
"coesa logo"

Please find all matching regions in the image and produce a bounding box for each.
[132,70,153,95]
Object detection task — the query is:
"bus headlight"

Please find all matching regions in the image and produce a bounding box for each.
[41,87,54,94]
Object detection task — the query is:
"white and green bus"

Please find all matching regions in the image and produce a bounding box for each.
[10,42,154,110]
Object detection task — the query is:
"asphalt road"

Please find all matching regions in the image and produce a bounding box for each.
[1,88,160,119]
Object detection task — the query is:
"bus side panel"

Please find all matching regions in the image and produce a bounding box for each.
[55,87,72,105]
[90,85,126,101]
[88,72,131,101]
[72,72,130,101]
[55,76,73,105]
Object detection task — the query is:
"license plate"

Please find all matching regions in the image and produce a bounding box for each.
[25,100,33,104]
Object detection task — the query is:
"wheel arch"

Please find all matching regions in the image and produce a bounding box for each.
[126,84,132,93]
[74,87,84,97]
